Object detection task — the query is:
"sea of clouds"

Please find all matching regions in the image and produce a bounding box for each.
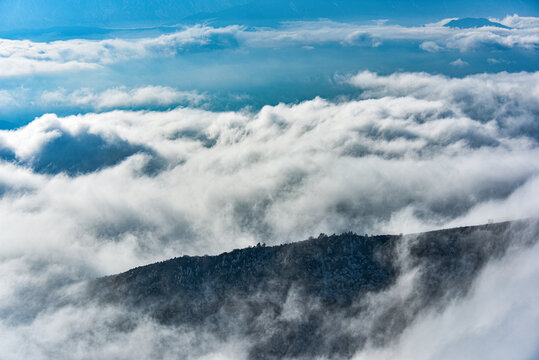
[0,67,538,358]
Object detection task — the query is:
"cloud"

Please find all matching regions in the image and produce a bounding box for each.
[450,58,468,66]
[240,17,539,51]
[419,41,442,52]
[0,71,537,256]
[0,71,538,358]
[0,15,537,76]
[0,299,249,360]
[0,86,206,122]
[0,89,18,107]
[487,57,502,64]
[497,14,539,29]
[0,25,243,77]
[343,70,539,138]
[40,86,206,110]
[0,57,100,77]
[353,230,539,360]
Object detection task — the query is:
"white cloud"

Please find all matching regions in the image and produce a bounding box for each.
[0,24,243,76]
[0,299,249,360]
[0,57,100,77]
[40,86,206,110]
[0,15,537,76]
[497,14,539,29]
[353,236,539,360]
[487,57,501,64]
[419,41,442,52]
[0,89,17,107]
[0,71,537,259]
[344,71,539,131]
[242,17,539,51]
[450,58,468,66]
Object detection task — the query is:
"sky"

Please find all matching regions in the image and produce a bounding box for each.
[0,1,538,359]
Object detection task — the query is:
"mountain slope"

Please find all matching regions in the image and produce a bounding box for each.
[89,220,538,359]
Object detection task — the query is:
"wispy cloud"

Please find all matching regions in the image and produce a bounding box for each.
[353,236,539,360]
[40,86,206,110]
[450,58,468,66]
[419,41,442,52]
[0,57,100,77]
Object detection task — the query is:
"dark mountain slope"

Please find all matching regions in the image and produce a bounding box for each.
[89,219,538,359]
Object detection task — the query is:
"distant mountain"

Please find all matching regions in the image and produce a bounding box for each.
[444,17,511,29]
[89,220,538,359]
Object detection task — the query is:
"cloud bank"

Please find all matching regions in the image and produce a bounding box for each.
[0,15,537,77]
[1,71,538,258]
[0,70,538,358]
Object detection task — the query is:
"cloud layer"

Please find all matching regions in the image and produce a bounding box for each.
[1,71,538,259]
[0,70,538,358]
[0,15,537,77]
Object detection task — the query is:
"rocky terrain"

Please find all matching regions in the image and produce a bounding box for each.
[89,220,538,359]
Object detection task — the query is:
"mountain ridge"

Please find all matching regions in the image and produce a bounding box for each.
[104,221,503,274]
[87,219,538,359]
